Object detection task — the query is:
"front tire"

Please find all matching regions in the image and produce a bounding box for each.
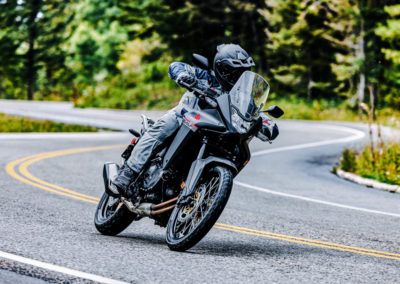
[94,192,137,236]
[166,166,233,251]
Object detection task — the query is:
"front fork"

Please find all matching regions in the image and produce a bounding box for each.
[178,139,237,207]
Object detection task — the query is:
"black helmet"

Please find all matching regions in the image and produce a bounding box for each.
[213,44,255,90]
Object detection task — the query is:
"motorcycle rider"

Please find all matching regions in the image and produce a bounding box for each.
[111,43,279,197]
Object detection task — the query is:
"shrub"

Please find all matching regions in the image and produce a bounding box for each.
[340,149,357,172]
[339,143,400,186]
[0,113,98,132]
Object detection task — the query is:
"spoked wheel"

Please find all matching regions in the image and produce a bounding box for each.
[94,192,137,236]
[166,166,233,251]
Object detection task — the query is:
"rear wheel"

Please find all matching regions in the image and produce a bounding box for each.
[166,166,233,251]
[94,192,137,236]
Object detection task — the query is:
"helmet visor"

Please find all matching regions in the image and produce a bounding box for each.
[218,63,250,85]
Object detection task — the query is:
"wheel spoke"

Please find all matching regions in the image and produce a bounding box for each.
[172,172,222,240]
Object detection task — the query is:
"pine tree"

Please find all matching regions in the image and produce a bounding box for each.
[0,0,72,100]
[118,0,269,72]
[375,4,400,108]
[266,0,346,99]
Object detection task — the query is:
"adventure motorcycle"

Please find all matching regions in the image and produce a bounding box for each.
[94,54,284,251]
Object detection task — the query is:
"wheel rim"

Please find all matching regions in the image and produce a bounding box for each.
[172,173,221,240]
[97,194,122,223]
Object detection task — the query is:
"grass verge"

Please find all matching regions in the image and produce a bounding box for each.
[0,113,98,132]
[339,144,400,186]
[269,97,400,129]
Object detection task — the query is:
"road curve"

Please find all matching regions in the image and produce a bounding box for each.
[0,100,400,283]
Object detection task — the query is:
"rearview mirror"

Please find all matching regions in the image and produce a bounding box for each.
[264,105,284,118]
[192,53,209,70]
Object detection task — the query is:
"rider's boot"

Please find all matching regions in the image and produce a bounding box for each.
[110,162,138,198]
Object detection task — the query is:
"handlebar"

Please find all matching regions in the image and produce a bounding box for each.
[177,79,218,108]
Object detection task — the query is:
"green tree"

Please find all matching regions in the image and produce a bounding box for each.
[119,0,269,72]
[0,0,72,100]
[66,0,127,95]
[375,4,400,108]
[266,0,349,100]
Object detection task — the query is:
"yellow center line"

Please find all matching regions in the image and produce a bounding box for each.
[6,145,125,204]
[5,145,400,261]
[215,223,400,257]
[213,225,400,261]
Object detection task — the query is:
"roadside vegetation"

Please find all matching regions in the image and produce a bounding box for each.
[268,96,400,129]
[337,97,400,187]
[0,113,98,133]
[1,1,399,185]
[339,144,400,186]
[1,1,400,122]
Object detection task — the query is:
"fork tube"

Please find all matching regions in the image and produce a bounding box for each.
[197,139,207,160]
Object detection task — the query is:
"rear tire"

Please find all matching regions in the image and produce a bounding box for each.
[166,166,233,251]
[94,192,137,236]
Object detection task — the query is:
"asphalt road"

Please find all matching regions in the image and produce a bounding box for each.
[1,100,400,283]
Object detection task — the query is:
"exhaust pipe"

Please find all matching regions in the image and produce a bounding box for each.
[121,197,177,216]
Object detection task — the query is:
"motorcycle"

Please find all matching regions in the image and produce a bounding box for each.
[94,54,284,251]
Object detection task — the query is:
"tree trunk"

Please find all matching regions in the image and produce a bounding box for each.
[26,0,41,100]
[356,18,365,117]
[307,66,313,100]
[250,11,268,74]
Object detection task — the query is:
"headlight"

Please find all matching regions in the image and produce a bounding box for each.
[231,108,251,133]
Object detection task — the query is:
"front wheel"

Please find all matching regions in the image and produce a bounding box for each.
[166,166,233,251]
[94,192,137,236]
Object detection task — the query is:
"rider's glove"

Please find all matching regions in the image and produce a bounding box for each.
[257,115,279,142]
[176,72,197,88]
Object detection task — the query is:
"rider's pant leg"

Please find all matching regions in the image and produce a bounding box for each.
[126,109,180,173]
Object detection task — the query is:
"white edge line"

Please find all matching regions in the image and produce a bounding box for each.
[252,124,365,157]
[234,181,400,218]
[0,251,129,284]
[240,124,400,218]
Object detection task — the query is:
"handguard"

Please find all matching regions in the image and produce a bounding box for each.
[257,115,279,142]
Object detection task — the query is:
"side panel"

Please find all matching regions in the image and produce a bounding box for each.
[162,124,194,169]
[184,109,226,131]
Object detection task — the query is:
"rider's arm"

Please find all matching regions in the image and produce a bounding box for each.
[168,62,218,87]
[257,112,279,142]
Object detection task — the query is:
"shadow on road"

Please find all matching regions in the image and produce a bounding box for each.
[114,232,166,247]
[192,239,323,258]
[109,231,324,259]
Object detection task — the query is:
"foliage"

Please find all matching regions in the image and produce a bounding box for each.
[0,113,98,132]
[0,0,399,117]
[268,96,400,128]
[266,0,348,99]
[340,149,357,172]
[339,144,400,186]
[375,4,400,109]
[0,0,73,100]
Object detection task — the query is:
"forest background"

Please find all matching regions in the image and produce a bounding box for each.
[0,0,399,127]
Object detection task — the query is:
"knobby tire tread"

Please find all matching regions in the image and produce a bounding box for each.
[166,166,233,251]
[94,193,136,236]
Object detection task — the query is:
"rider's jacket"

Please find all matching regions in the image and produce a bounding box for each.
[168,62,220,89]
[168,62,279,141]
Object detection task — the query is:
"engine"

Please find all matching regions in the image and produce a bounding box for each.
[141,163,163,191]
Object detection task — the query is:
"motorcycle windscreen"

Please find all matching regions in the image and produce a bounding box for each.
[229,71,270,119]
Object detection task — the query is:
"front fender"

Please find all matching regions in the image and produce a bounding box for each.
[180,157,237,200]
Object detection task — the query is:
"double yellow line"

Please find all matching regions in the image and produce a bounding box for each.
[214,223,400,260]
[5,145,125,204]
[5,145,400,261]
